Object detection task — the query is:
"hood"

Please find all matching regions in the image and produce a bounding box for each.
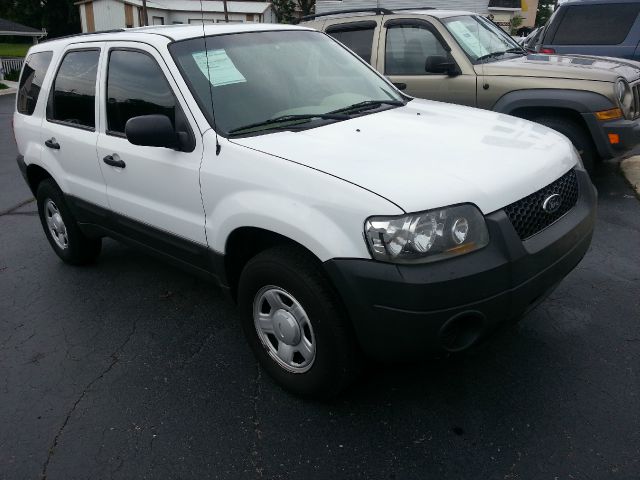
[479,53,640,83]
[230,99,578,215]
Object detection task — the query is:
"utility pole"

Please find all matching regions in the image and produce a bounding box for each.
[142,0,149,26]
[223,0,229,22]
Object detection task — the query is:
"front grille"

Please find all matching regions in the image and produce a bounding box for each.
[633,83,640,120]
[504,169,579,240]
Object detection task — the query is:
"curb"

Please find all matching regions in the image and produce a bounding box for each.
[0,88,16,96]
[621,156,640,196]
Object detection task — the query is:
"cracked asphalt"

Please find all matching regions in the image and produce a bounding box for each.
[1,93,639,479]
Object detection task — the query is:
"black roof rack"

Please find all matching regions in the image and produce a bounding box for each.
[300,8,393,22]
[391,7,436,11]
[41,28,125,43]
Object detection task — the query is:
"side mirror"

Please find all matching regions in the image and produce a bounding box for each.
[425,55,460,77]
[125,114,182,150]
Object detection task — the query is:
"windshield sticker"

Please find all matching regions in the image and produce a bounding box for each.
[447,21,489,58]
[192,49,246,87]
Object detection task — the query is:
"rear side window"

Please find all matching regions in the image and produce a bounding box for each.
[48,49,100,129]
[17,51,53,116]
[327,23,376,63]
[552,4,640,45]
[106,50,176,135]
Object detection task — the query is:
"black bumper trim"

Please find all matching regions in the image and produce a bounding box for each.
[583,113,640,159]
[323,170,597,360]
[16,155,27,182]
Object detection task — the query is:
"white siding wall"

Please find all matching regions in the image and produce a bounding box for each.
[167,11,252,24]
[78,0,275,31]
[316,0,489,14]
[79,5,87,31]
[92,0,126,30]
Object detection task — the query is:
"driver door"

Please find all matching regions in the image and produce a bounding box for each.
[379,18,477,107]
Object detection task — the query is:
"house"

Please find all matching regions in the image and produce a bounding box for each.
[314,0,540,31]
[74,0,276,32]
[0,17,47,43]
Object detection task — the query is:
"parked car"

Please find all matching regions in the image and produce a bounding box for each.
[538,0,640,60]
[303,8,640,170]
[14,24,596,397]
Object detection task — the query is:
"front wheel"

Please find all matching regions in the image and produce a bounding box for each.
[532,116,596,173]
[237,246,360,398]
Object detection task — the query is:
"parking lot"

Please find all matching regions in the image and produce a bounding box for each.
[1,91,639,479]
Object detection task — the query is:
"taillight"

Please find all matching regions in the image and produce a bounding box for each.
[539,47,556,54]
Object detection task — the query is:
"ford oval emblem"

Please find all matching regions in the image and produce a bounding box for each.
[542,193,562,214]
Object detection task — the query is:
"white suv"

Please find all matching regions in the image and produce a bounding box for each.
[14,24,596,397]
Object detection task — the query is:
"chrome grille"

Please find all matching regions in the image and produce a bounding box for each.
[504,169,579,240]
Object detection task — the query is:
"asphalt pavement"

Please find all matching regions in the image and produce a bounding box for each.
[1,93,639,479]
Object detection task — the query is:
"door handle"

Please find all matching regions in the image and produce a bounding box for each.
[45,138,60,150]
[393,82,407,91]
[103,154,126,168]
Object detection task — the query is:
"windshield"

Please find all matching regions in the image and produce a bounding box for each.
[442,15,524,64]
[170,30,404,136]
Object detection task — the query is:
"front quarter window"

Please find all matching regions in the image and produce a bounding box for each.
[169,30,404,136]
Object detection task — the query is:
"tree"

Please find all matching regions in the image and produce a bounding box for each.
[297,0,314,17]
[4,0,81,39]
[535,0,557,27]
[510,15,524,35]
[271,0,296,24]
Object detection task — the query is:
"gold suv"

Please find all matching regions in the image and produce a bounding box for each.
[303,8,640,170]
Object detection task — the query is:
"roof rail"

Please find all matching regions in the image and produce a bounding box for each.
[300,8,393,22]
[41,29,125,43]
[391,6,436,11]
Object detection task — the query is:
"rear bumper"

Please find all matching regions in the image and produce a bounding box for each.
[324,169,597,360]
[583,114,640,159]
[16,154,27,182]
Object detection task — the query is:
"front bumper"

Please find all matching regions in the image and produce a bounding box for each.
[323,169,597,360]
[584,114,640,159]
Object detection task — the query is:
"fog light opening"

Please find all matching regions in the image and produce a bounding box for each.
[439,311,486,352]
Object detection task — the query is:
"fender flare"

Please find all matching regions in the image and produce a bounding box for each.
[492,89,615,115]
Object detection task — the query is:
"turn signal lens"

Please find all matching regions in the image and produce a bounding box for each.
[608,133,620,144]
[595,108,624,121]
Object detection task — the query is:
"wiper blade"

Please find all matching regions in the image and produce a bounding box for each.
[329,99,405,115]
[228,113,348,136]
[476,51,507,62]
[477,48,525,63]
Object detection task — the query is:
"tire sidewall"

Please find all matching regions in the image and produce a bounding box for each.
[238,256,349,397]
[37,181,83,263]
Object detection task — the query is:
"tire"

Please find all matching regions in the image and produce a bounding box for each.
[36,179,102,265]
[532,116,596,173]
[237,246,360,398]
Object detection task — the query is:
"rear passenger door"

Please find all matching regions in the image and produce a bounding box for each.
[95,43,207,250]
[40,43,109,209]
[379,19,477,106]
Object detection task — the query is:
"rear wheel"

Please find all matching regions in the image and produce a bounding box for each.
[36,179,101,265]
[237,246,360,398]
[532,116,596,173]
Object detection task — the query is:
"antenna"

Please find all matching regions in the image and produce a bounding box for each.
[199,0,222,155]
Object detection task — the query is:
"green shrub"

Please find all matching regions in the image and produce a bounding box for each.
[4,69,20,81]
[0,83,7,90]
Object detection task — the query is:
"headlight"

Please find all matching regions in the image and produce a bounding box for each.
[616,79,630,106]
[364,204,489,264]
